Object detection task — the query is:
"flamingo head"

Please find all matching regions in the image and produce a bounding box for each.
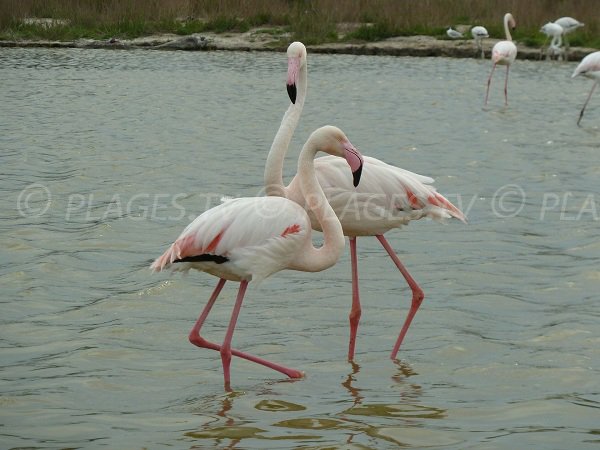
[506,13,516,31]
[312,126,364,187]
[286,41,307,104]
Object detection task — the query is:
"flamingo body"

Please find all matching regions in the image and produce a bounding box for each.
[555,17,584,34]
[572,51,600,125]
[151,196,310,282]
[485,13,517,106]
[266,42,465,361]
[287,155,464,236]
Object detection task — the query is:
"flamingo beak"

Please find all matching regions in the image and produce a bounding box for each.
[287,56,300,104]
[343,142,364,187]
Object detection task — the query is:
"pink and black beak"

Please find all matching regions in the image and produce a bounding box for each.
[344,142,364,187]
[287,55,300,104]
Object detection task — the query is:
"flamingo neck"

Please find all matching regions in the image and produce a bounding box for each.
[291,141,345,273]
[504,14,513,41]
[264,60,307,197]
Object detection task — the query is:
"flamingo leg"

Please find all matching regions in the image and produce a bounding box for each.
[348,237,361,361]
[504,65,510,106]
[376,235,424,360]
[188,279,303,386]
[220,280,248,390]
[485,63,497,105]
[577,81,598,126]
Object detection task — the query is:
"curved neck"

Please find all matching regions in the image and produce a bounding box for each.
[264,61,307,197]
[290,142,345,273]
[504,14,513,41]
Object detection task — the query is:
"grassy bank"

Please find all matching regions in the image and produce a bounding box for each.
[1,0,598,49]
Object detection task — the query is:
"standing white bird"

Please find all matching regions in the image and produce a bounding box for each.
[447,27,463,39]
[540,22,564,60]
[471,25,489,58]
[265,42,466,361]
[555,17,584,60]
[572,51,600,126]
[152,125,364,390]
[485,13,517,106]
[555,16,584,34]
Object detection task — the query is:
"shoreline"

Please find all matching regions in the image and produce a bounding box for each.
[1,28,597,60]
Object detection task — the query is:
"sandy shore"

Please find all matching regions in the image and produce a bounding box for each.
[0,27,596,61]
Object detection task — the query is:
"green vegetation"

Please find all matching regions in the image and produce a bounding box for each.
[1,0,598,49]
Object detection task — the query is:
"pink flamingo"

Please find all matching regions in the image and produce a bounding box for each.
[572,51,600,126]
[152,126,364,390]
[485,13,517,106]
[265,42,466,362]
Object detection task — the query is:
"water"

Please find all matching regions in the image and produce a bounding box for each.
[1,46,599,449]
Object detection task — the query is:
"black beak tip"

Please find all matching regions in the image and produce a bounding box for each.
[352,165,363,187]
[287,84,297,104]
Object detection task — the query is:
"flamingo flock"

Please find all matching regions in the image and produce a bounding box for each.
[151,12,597,390]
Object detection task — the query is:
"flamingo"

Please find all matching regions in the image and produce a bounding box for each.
[471,26,489,59]
[572,51,600,126]
[555,17,584,60]
[152,125,364,390]
[484,13,517,106]
[265,42,466,362]
[446,27,463,39]
[555,16,584,34]
[540,22,564,60]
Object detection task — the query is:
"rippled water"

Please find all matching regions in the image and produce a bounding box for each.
[1,47,599,449]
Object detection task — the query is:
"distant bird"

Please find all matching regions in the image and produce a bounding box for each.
[540,22,564,60]
[471,25,489,58]
[555,16,584,35]
[152,125,364,390]
[447,27,463,39]
[485,13,517,106]
[266,41,466,362]
[572,51,600,126]
[555,16,584,59]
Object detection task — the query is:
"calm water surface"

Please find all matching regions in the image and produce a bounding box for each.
[1,47,599,449]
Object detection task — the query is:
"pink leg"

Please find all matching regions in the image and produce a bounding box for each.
[220,281,248,390]
[504,65,510,106]
[348,237,361,361]
[577,81,597,126]
[485,63,497,105]
[376,235,424,360]
[188,279,303,387]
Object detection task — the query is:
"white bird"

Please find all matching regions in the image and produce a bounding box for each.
[152,125,364,390]
[540,22,564,60]
[555,16,584,59]
[555,16,584,34]
[572,51,600,126]
[265,42,466,361]
[485,13,517,106]
[447,27,463,39]
[471,25,489,58]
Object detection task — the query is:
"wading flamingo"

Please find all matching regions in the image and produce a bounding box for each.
[540,22,564,60]
[485,13,517,106]
[265,42,466,362]
[152,125,364,390]
[572,51,600,126]
[555,16,584,34]
[471,26,489,58]
[555,16,584,58]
